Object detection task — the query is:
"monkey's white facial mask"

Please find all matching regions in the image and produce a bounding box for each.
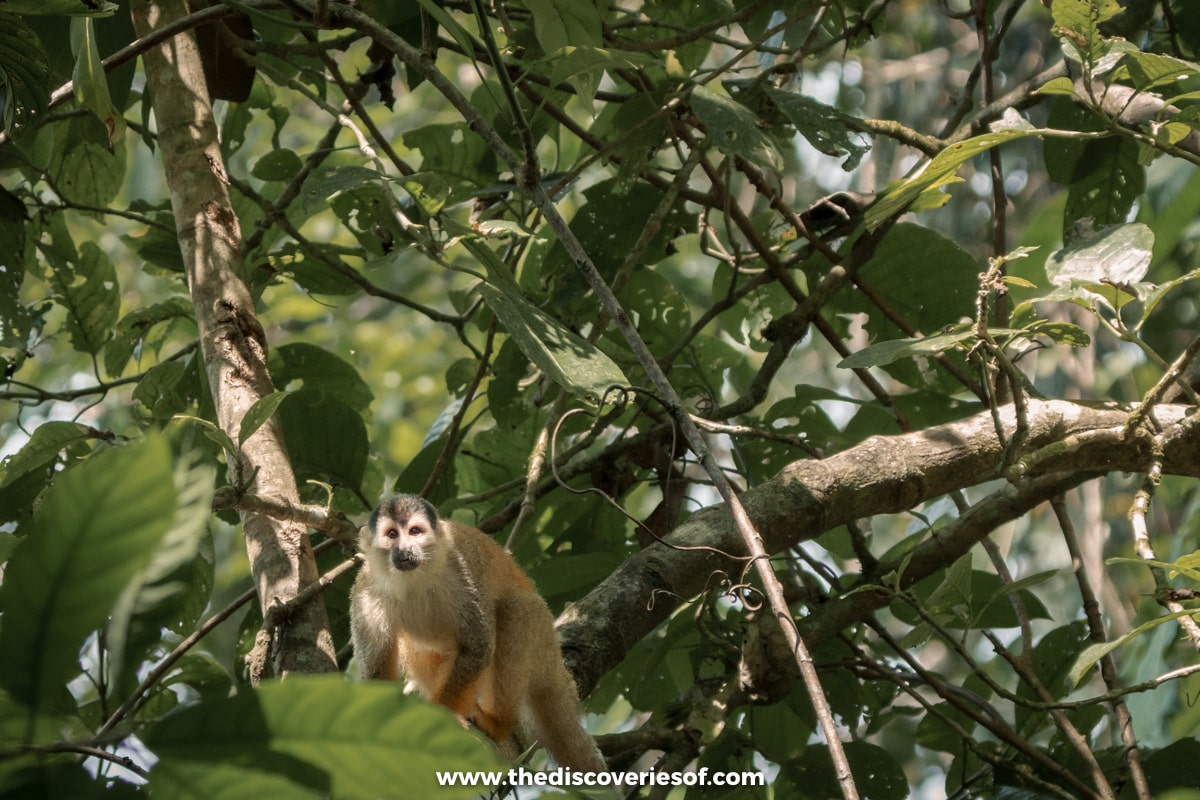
[367,509,437,572]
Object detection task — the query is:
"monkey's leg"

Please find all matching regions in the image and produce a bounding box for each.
[405,649,451,702]
[468,598,536,755]
[430,615,493,726]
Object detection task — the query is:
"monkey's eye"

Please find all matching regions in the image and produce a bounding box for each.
[408,525,424,537]
[384,528,400,540]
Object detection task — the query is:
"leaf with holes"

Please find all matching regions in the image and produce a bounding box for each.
[477,282,629,409]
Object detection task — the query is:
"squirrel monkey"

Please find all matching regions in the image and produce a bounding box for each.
[350,495,605,772]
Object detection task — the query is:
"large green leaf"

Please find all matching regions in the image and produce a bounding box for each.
[1062,136,1145,232]
[866,126,1038,230]
[540,178,689,301]
[107,451,216,697]
[70,17,123,145]
[0,12,51,134]
[1051,0,1124,67]
[146,678,500,800]
[1046,222,1154,286]
[277,390,369,494]
[477,282,630,409]
[838,329,978,370]
[785,741,908,800]
[0,0,117,14]
[0,436,175,713]
[763,86,869,169]
[103,296,194,377]
[523,0,602,54]
[1067,609,1196,688]
[269,343,374,413]
[0,421,93,490]
[46,112,126,208]
[54,241,119,355]
[837,224,980,389]
[1119,50,1200,92]
[691,85,783,171]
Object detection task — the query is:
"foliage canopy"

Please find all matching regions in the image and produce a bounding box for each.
[2,0,1200,798]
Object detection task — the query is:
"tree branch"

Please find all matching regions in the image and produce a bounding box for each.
[556,399,1200,695]
[131,0,337,678]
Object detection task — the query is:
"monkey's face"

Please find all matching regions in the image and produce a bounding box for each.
[364,495,441,573]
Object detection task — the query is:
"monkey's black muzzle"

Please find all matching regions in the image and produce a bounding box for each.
[391,548,421,571]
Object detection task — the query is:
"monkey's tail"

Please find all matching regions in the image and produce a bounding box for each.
[528,666,606,773]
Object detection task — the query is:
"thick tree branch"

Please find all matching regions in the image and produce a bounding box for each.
[557,399,1200,695]
[131,0,337,678]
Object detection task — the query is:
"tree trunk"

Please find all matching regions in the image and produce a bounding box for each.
[130,0,337,678]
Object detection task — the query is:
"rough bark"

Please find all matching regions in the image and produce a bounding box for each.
[130,0,337,677]
[558,399,1200,695]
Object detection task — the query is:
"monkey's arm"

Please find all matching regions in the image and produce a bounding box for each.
[433,610,493,713]
[350,576,400,680]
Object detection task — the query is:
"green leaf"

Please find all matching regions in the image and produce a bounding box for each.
[0,12,52,134]
[837,329,976,370]
[1120,51,1200,92]
[1017,623,1089,727]
[277,391,369,494]
[763,86,869,169]
[916,702,978,753]
[995,561,1057,596]
[399,171,449,217]
[788,741,908,800]
[0,0,118,14]
[103,296,193,377]
[1067,610,1196,687]
[1051,0,1122,66]
[477,281,630,409]
[1062,137,1144,232]
[1046,222,1154,286]
[69,17,123,145]
[541,46,654,110]
[300,165,384,214]
[412,0,477,61]
[856,224,981,336]
[1036,75,1078,96]
[691,85,783,171]
[540,178,689,300]
[239,391,289,446]
[1107,556,1200,585]
[269,343,374,413]
[122,209,183,273]
[45,111,125,209]
[523,0,602,54]
[0,435,175,711]
[616,270,691,359]
[146,677,500,800]
[107,451,215,698]
[251,149,303,182]
[0,421,92,490]
[278,243,363,297]
[132,361,193,420]
[53,240,120,356]
[866,127,1038,230]
[1031,320,1091,346]
[403,123,496,189]
[1137,267,1200,329]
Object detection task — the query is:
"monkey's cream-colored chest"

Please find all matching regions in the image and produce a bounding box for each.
[378,571,469,653]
